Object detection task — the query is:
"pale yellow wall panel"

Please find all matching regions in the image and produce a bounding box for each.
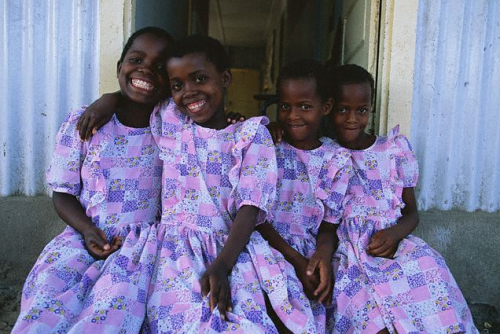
[226,69,261,118]
[99,0,134,95]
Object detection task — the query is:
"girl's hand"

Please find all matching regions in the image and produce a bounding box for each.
[267,122,284,144]
[200,205,258,320]
[368,188,419,259]
[292,254,321,300]
[82,226,122,260]
[76,92,119,140]
[306,250,333,305]
[200,260,232,320]
[225,110,246,124]
[367,227,400,258]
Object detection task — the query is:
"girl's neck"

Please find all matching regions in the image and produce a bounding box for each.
[115,97,154,128]
[287,137,322,151]
[338,133,376,150]
[195,106,227,130]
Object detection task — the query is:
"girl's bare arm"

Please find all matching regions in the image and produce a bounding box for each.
[368,187,419,258]
[306,222,338,305]
[200,205,259,319]
[256,222,320,300]
[76,92,121,140]
[52,192,121,259]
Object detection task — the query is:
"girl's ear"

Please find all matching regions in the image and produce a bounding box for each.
[222,69,232,88]
[116,61,122,78]
[323,98,334,116]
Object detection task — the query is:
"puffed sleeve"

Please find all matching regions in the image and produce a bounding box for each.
[390,126,419,188]
[46,108,86,195]
[228,117,278,225]
[316,140,352,225]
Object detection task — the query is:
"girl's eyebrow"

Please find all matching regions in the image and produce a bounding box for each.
[167,69,206,81]
[189,69,205,76]
[337,101,370,106]
[281,98,313,104]
[126,49,145,55]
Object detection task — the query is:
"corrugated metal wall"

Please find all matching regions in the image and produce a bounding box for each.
[411,0,500,212]
[0,0,99,196]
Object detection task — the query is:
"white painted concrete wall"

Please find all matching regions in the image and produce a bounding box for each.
[411,0,500,212]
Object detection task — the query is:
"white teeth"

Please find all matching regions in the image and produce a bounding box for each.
[131,79,154,91]
[186,100,207,111]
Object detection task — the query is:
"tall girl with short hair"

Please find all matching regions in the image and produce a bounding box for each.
[13,27,174,333]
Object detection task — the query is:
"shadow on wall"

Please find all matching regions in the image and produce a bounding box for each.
[413,210,500,332]
[0,196,65,331]
[0,196,65,280]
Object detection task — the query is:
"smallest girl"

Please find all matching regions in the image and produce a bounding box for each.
[257,59,352,333]
[330,64,477,334]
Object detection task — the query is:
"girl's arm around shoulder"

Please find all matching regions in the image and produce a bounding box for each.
[367,187,419,258]
[200,205,260,320]
[266,121,284,145]
[76,91,121,140]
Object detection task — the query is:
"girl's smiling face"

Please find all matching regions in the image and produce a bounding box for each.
[117,33,169,106]
[167,53,232,129]
[278,78,332,150]
[332,82,373,150]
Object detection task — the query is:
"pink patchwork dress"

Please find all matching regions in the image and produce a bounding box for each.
[145,100,319,333]
[332,126,477,334]
[13,108,163,333]
[270,139,352,332]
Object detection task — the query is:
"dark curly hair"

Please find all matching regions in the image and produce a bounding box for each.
[329,64,375,104]
[119,27,174,63]
[166,35,230,72]
[276,59,330,102]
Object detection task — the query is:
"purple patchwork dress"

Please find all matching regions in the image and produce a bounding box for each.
[13,108,163,333]
[332,126,477,334]
[145,100,319,333]
[270,138,352,332]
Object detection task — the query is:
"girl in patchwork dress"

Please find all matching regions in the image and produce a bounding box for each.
[13,27,174,333]
[74,36,315,333]
[329,64,477,334]
[256,59,352,333]
[144,35,319,333]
